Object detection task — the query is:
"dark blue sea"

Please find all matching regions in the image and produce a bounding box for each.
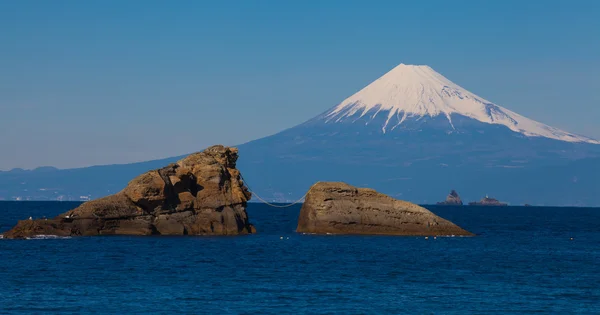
[0,202,599,314]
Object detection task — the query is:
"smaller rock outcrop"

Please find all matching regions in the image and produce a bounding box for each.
[296,182,473,236]
[436,190,463,205]
[3,145,255,239]
[468,195,507,206]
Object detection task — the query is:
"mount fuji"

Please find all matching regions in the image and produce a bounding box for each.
[324,64,597,143]
[235,64,600,205]
[2,64,600,205]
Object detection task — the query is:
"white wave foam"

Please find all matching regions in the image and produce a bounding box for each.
[26,235,72,240]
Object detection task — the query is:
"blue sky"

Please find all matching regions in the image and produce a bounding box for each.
[1,0,599,170]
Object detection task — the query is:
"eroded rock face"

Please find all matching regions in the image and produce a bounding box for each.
[3,145,255,239]
[437,190,463,205]
[296,182,473,236]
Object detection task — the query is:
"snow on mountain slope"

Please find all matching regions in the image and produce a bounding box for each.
[324,64,599,144]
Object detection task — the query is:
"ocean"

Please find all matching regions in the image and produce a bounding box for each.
[0,201,598,314]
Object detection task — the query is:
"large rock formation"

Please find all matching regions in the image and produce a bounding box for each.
[3,145,255,239]
[436,190,463,205]
[296,182,473,236]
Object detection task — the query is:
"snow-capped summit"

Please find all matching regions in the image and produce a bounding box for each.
[324,63,599,144]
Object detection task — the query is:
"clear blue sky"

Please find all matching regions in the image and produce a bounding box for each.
[1,0,599,170]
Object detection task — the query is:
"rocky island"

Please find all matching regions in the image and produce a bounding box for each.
[296,182,473,236]
[2,145,255,239]
[436,190,463,205]
[468,195,507,206]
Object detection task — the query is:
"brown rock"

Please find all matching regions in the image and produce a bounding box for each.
[2,145,255,239]
[296,182,473,236]
[154,215,186,235]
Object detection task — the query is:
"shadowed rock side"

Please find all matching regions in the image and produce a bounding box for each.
[437,190,463,205]
[296,182,473,236]
[3,145,255,239]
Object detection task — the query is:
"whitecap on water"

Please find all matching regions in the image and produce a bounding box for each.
[26,235,72,240]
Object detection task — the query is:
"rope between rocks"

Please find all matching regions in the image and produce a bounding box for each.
[240,174,306,208]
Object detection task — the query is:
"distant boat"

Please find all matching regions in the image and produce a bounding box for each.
[468,195,507,206]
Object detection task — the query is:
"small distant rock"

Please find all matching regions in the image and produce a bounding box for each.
[468,195,507,206]
[296,182,473,236]
[436,190,463,206]
[2,145,255,239]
